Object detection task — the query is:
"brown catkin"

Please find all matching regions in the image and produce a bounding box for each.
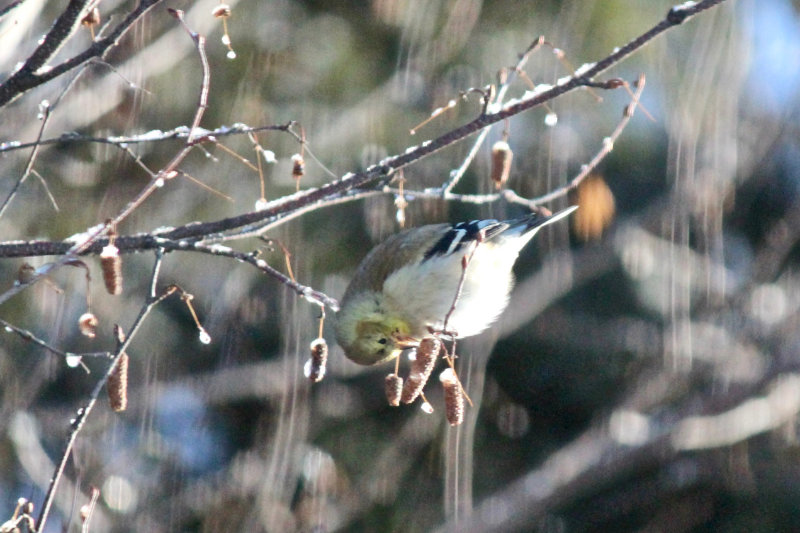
[490,140,513,189]
[401,335,441,404]
[439,368,464,426]
[100,243,123,295]
[385,374,403,406]
[107,353,129,412]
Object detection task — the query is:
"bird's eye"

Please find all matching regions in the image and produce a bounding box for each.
[377,338,388,345]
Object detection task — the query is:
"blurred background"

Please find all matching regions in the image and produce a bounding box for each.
[2,0,800,531]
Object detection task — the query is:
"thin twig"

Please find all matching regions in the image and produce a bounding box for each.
[442,242,479,335]
[0,103,52,219]
[0,122,297,154]
[385,75,646,208]
[0,318,111,361]
[179,240,339,311]
[1,50,106,218]
[29,169,59,212]
[62,7,212,259]
[88,57,153,95]
[519,74,646,206]
[80,487,100,533]
[168,9,209,144]
[179,171,234,202]
[260,238,297,283]
[438,35,548,194]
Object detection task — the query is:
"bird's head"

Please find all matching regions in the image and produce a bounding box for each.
[335,293,413,365]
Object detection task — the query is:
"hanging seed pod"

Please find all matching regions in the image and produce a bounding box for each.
[78,312,98,338]
[439,368,464,426]
[305,338,328,382]
[211,3,231,18]
[490,140,513,190]
[107,353,129,412]
[81,7,100,27]
[291,154,305,181]
[79,503,91,523]
[100,243,123,295]
[385,374,403,406]
[401,335,440,404]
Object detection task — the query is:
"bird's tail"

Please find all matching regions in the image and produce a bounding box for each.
[512,205,578,235]
[501,205,578,251]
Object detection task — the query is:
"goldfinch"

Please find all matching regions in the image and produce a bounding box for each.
[335,206,577,365]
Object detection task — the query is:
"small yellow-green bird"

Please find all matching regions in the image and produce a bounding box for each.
[335,206,577,365]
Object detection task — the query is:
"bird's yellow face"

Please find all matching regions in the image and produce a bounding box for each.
[335,290,415,365]
[339,315,413,366]
[357,317,414,365]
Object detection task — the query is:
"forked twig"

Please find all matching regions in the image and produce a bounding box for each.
[519,74,647,206]
[0,318,110,362]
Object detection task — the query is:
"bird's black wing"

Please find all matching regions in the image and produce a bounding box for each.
[423,219,508,260]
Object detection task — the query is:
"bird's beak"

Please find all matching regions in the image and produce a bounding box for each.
[394,335,419,349]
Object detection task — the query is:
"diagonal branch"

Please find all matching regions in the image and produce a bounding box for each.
[0,0,163,108]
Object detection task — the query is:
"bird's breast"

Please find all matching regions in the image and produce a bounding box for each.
[382,244,517,339]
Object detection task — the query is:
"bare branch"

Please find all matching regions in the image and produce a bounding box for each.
[0,0,163,108]
[0,0,25,21]
[0,122,297,154]
[0,102,52,219]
